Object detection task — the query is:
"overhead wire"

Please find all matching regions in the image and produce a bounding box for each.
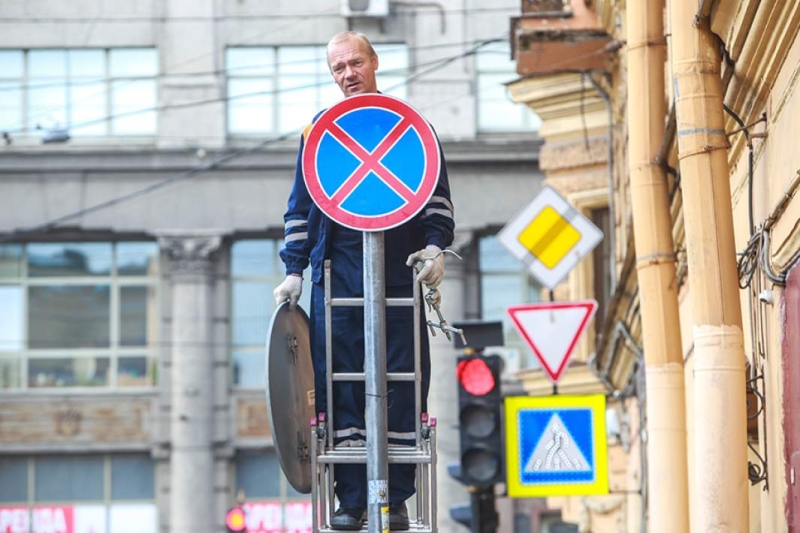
[1,35,508,242]
[0,4,343,132]
[0,6,520,23]
[1,45,508,136]
[0,39,509,94]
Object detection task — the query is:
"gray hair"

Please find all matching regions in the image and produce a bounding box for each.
[326,31,377,63]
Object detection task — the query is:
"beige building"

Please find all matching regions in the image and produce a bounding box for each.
[508,0,800,531]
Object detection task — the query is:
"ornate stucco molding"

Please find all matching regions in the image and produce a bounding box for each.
[157,230,225,278]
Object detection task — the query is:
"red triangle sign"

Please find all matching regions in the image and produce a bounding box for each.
[507,300,598,383]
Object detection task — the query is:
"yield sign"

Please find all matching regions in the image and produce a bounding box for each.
[507,300,598,383]
[302,93,441,232]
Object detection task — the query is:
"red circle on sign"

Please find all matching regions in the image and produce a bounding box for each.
[302,93,441,232]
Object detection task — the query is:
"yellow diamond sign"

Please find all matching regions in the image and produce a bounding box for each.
[498,186,603,289]
[518,206,582,269]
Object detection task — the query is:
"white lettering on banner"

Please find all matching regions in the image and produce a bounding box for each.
[0,507,30,533]
[32,507,72,533]
[283,503,312,533]
[241,502,312,533]
[73,505,106,533]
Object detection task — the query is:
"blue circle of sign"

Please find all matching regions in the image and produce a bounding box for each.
[316,107,426,217]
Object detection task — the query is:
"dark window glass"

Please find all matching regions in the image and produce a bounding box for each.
[120,286,153,346]
[591,208,612,331]
[231,240,277,277]
[29,286,110,348]
[232,351,264,389]
[111,455,154,500]
[119,356,151,387]
[235,452,280,498]
[0,358,21,389]
[28,357,110,388]
[0,245,23,278]
[35,456,103,501]
[28,243,112,277]
[479,235,541,358]
[117,242,159,276]
[479,236,522,273]
[513,513,531,533]
[232,281,271,347]
[0,457,28,502]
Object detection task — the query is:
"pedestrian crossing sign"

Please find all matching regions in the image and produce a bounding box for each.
[505,395,608,497]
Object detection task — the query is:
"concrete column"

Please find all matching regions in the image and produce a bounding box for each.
[158,231,223,533]
[428,231,469,533]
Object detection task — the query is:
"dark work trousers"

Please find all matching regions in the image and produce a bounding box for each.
[309,225,431,508]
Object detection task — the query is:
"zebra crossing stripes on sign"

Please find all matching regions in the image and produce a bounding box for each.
[497,185,603,290]
[505,395,609,497]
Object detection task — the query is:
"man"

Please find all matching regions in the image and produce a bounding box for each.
[274,31,454,530]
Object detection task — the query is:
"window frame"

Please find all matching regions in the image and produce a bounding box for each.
[565,188,611,361]
[477,232,543,371]
[0,47,158,138]
[229,237,313,389]
[0,241,160,392]
[474,41,541,134]
[225,43,409,137]
[231,450,309,506]
[0,453,156,506]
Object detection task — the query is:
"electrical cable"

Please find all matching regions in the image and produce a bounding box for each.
[1,35,507,242]
[2,44,505,136]
[723,104,783,287]
[0,6,521,23]
[0,6,344,132]
[0,38,509,94]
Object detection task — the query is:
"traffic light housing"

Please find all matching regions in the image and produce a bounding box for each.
[456,354,504,486]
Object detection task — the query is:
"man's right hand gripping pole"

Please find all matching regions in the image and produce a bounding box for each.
[273,274,303,310]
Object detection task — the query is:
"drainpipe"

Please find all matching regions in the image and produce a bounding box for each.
[669,1,749,531]
[626,1,690,532]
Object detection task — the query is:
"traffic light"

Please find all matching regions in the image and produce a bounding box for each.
[456,354,504,486]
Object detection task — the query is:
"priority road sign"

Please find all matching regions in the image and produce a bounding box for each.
[302,93,441,232]
[507,300,598,383]
[498,186,603,289]
[505,394,608,497]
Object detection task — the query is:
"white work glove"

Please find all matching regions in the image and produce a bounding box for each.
[406,245,445,289]
[273,275,303,310]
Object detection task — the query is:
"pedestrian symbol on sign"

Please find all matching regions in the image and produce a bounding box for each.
[523,413,590,473]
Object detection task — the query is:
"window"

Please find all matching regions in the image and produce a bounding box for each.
[0,48,157,136]
[591,207,612,331]
[226,44,408,135]
[476,41,541,132]
[0,242,159,390]
[233,452,311,532]
[0,454,157,533]
[479,235,542,369]
[230,240,310,388]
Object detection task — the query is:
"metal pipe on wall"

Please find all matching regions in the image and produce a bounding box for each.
[668,1,750,531]
[626,1,690,530]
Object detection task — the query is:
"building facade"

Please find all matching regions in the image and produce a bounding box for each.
[0,1,549,533]
[508,0,800,531]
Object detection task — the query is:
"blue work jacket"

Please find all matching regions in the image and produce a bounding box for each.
[280,114,455,287]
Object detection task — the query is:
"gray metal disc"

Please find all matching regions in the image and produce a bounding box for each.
[264,301,314,494]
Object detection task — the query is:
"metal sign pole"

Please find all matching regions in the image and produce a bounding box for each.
[364,231,389,533]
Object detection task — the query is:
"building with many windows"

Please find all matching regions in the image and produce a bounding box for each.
[0,1,554,532]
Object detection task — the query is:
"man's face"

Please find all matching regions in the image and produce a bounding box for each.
[327,37,379,98]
